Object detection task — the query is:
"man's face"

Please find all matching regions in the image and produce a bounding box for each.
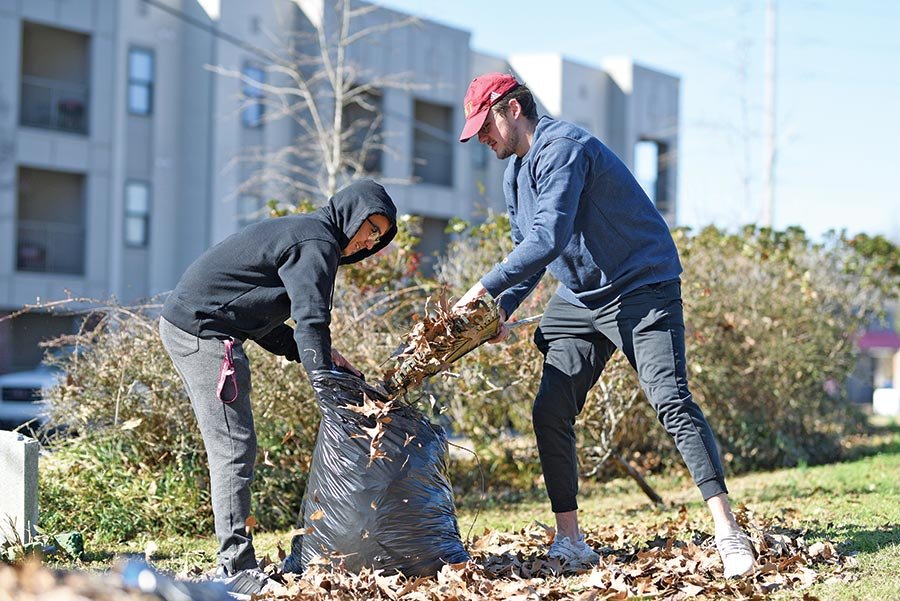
[342,213,390,257]
[477,107,520,160]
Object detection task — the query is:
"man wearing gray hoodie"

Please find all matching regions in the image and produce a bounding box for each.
[456,73,755,578]
[160,180,397,593]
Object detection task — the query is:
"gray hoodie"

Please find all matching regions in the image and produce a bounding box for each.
[162,180,397,375]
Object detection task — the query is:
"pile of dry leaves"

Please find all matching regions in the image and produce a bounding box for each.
[259,506,855,600]
[382,295,500,397]
[0,507,856,600]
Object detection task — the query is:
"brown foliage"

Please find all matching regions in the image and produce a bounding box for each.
[0,507,855,599]
[382,294,500,397]
[34,219,898,540]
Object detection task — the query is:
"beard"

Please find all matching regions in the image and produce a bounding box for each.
[494,128,519,160]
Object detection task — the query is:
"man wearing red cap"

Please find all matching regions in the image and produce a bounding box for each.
[455,73,756,578]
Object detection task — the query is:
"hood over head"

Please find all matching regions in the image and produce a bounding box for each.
[324,179,398,264]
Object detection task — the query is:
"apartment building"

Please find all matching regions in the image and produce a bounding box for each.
[471,51,679,227]
[0,0,218,371]
[0,0,680,375]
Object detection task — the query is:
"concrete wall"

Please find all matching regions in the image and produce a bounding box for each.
[0,0,218,371]
[307,0,473,222]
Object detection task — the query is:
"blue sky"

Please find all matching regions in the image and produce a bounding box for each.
[377,0,900,241]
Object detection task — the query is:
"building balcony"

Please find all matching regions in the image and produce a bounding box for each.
[16,220,85,276]
[19,76,89,135]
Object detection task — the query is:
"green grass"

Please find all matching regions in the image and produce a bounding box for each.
[450,417,900,601]
[43,418,900,599]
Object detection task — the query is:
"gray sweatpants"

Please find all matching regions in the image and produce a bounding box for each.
[159,317,257,574]
[532,280,727,513]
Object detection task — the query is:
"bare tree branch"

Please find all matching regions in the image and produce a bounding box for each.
[211,0,426,203]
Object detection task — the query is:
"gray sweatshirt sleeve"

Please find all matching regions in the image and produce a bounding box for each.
[481,138,589,299]
[277,239,339,375]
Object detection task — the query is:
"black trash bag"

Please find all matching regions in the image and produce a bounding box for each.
[286,370,469,576]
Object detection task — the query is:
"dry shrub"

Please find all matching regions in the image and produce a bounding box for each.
[436,220,900,483]
[668,226,898,471]
[36,214,898,542]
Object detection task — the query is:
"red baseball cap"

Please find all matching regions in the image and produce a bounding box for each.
[459,72,520,142]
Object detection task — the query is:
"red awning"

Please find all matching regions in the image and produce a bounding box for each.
[858,330,900,350]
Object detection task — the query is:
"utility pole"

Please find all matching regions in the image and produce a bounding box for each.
[762,0,777,227]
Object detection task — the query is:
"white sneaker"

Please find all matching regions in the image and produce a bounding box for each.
[547,534,600,567]
[715,529,756,578]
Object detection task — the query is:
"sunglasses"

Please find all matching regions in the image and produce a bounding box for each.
[364,216,383,244]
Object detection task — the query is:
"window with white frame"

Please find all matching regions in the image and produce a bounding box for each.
[124,181,150,247]
[242,63,265,128]
[128,48,154,115]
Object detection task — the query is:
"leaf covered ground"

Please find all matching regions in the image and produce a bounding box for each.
[0,506,856,600]
[254,505,855,600]
[4,422,898,600]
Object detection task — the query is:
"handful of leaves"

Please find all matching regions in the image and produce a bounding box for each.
[382,294,501,397]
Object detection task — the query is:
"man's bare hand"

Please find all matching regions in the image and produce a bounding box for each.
[453,281,489,311]
[487,309,510,344]
[331,348,364,378]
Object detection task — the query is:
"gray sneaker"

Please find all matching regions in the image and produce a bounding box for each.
[548,534,600,567]
[715,528,756,578]
[212,567,270,598]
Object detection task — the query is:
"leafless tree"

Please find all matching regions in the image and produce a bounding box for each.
[211,0,425,204]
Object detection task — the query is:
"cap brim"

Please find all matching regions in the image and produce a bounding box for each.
[459,107,489,142]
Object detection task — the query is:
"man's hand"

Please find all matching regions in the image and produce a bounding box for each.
[331,348,364,378]
[454,281,489,310]
[487,308,510,344]
[455,282,509,344]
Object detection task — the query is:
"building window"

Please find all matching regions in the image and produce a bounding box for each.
[343,90,382,175]
[19,22,90,134]
[124,181,150,247]
[413,100,454,187]
[415,216,450,276]
[128,48,154,115]
[237,195,266,227]
[242,64,265,128]
[15,167,86,275]
[635,139,671,214]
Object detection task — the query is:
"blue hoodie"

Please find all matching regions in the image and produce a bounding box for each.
[480,117,682,317]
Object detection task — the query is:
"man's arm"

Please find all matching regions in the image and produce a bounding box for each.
[494,194,546,318]
[480,138,589,297]
[277,239,340,375]
[255,324,300,362]
[496,269,545,319]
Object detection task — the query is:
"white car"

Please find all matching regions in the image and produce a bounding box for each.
[0,365,60,429]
